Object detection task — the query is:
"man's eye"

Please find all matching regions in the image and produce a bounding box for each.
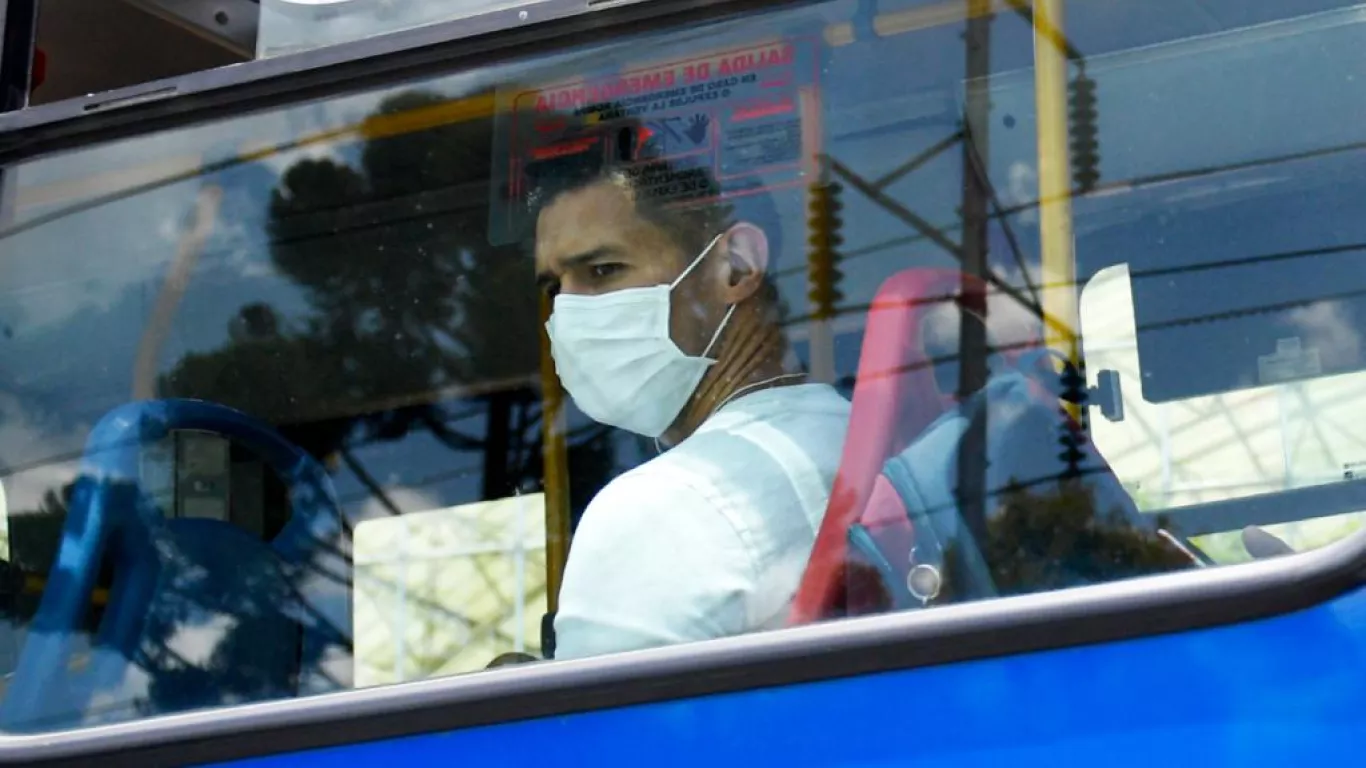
[590,263,623,279]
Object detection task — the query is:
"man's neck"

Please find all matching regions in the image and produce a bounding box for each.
[663,303,794,446]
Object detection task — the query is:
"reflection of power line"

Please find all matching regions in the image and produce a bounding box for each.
[826,155,1046,322]
[1001,137,1366,220]
[779,238,1366,328]
[269,196,478,250]
[1144,284,1366,333]
[0,435,151,479]
[7,235,1366,486]
[782,267,1366,376]
[783,141,1366,285]
[9,108,1366,261]
[769,216,943,280]
[340,447,401,517]
[870,130,963,192]
[336,462,482,506]
[790,136,1041,312]
[1129,241,1366,282]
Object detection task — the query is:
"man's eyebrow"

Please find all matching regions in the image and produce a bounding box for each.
[563,246,618,268]
[535,246,619,288]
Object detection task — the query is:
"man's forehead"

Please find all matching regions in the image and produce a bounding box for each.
[534,180,661,271]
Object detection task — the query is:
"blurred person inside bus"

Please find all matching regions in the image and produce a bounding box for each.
[528,112,850,660]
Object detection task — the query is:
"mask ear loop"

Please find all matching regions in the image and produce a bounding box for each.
[654,231,733,456]
[675,231,735,361]
[668,231,727,290]
[700,305,737,359]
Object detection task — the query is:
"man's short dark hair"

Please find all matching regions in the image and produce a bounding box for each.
[523,104,785,312]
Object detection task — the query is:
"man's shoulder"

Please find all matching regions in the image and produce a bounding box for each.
[707,381,847,420]
[601,452,713,496]
[575,449,749,558]
[604,439,730,503]
[587,383,850,515]
[587,446,729,518]
[697,383,851,443]
[744,382,852,415]
[646,384,849,484]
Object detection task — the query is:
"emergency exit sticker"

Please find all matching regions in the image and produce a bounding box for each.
[488,37,821,244]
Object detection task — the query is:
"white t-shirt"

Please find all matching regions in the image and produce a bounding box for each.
[554,383,851,659]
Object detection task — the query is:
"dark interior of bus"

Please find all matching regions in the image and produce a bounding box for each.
[28,0,250,105]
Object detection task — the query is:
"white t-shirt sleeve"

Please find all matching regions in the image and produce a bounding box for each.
[553,469,758,660]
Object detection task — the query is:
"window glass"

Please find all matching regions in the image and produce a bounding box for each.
[1,0,1364,734]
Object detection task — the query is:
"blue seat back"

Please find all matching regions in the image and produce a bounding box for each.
[0,399,346,731]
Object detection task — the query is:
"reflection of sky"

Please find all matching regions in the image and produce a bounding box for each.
[2,0,1366,675]
[980,2,1366,202]
[258,0,541,57]
[0,0,1361,717]
[6,0,1364,487]
[340,413,492,525]
[1082,152,1366,403]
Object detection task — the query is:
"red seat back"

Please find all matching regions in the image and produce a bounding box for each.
[789,268,1024,625]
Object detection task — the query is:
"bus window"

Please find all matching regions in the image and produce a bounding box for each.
[2,0,1366,736]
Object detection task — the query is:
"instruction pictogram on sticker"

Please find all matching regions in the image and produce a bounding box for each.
[488,37,822,244]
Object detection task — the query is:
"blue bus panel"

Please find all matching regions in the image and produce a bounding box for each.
[224,584,1366,767]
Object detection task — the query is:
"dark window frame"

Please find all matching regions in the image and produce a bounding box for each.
[0,0,795,163]
[0,0,1362,765]
[0,0,35,112]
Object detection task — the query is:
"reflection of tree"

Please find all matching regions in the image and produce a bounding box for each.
[957,480,1194,601]
[151,88,612,686]
[160,88,598,503]
[163,92,586,499]
[2,88,622,722]
[11,483,75,575]
[164,90,543,485]
[133,518,347,722]
[847,480,1196,615]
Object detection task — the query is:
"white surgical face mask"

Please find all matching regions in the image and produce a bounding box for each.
[546,233,736,438]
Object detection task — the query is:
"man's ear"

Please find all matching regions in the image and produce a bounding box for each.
[719,222,770,303]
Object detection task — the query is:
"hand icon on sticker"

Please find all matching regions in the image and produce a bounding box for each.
[685,114,711,145]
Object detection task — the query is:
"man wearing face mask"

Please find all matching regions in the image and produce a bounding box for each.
[529,117,852,660]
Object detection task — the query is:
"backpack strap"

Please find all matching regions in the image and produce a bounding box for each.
[845,349,1096,611]
[848,369,1031,611]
